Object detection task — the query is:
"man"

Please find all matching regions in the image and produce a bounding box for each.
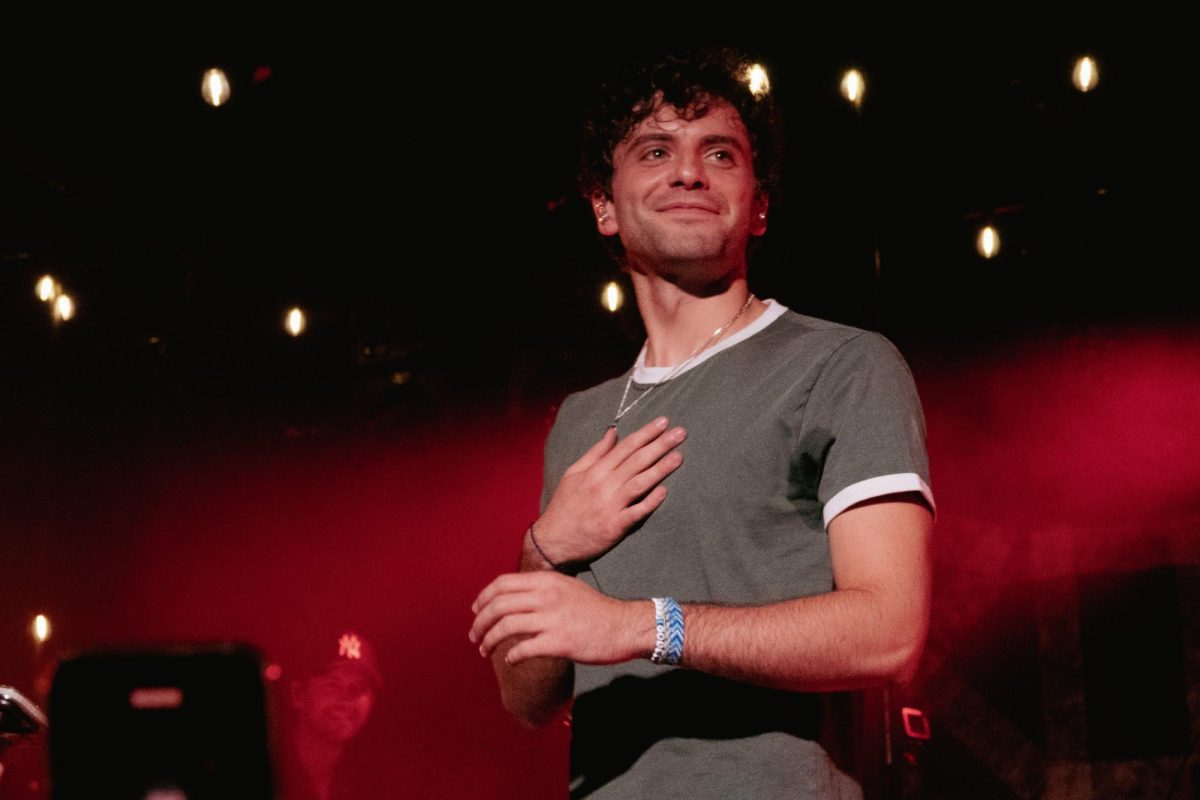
[470,48,934,799]
[278,630,384,800]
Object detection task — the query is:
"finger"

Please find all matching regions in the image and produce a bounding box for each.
[479,611,547,657]
[603,416,671,469]
[505,635,554,665]
[566,426,618,474]
[471,572,539,615]
[616,485,669,528]
[470,591,544,644]
[616,428,685,484]
[622,450,682,501]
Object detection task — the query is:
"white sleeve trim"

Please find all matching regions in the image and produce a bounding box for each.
[823,473,936,529]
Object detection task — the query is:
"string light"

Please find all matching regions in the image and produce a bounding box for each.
[745,63,770,99]
[201,68,231,107]
[33,614,50,643]
[840,69,865,109]
[601,282,624,312]
[977,225,1001,259]
[1072,56,1099,92]
[285,307,306,336]
[54,294,75,321]
[36,275,59,302]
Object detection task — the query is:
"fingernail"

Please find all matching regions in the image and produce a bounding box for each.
[468,631,476,643]
[479,645,487,657]
[672,427,686,441]
[656,417,668,428]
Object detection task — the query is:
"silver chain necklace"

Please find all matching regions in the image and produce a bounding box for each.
[609,293,757,429]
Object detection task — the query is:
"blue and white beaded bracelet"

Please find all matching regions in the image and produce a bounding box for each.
[651,597,685,665]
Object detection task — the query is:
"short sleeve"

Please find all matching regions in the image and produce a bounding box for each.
[799,331,934,528]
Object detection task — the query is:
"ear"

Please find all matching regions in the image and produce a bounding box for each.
[592,191,619,237]
[750,194,769,237]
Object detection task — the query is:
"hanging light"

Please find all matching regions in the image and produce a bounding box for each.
[601,282,624,312]
[745,63,771,99]
[53,294,75,321]
[977,225,1000,259]
[1072,56,1099,93]
[840,69,865,109]
[33,614,51,643]
[36,275,59,302]
[285,307,306,336]
[201,68,231,107]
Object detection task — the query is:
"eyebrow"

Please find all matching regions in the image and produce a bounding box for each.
[623,133,749,154]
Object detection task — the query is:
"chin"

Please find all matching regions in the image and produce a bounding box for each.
[320,723,362,744]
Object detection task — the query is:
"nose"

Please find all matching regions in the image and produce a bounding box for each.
[669,149,707,190]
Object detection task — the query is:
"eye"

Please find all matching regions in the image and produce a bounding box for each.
[642,147,668,161]
[709,149,735,164]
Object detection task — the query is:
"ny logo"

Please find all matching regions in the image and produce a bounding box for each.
[338,633,363,660]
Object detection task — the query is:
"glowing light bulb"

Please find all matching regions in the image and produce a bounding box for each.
[977,225,1000,259]
[285,307,306,336]
[840,69,865,108]
[201,68,231,107]
[1072,56,1099,92]
[601,282,624,312]
[36,275,59,302]
[54,294,75,321]
[745,63,770,99]
[33,614,50,643]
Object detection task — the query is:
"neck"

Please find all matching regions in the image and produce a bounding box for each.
[294,726,345,798]
[629,270,763,367]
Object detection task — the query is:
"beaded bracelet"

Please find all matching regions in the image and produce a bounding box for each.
[651,597,685,665]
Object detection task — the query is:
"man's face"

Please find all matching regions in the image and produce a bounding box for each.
[596,97,767,284]
[291,665,375,745]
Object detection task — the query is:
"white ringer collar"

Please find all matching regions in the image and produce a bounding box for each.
[631,299,789,384]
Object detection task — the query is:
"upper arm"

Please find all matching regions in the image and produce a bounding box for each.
[827,493,933,680]
[801,332,934,521]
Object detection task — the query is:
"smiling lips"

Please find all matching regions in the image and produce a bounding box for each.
[657,201,721,215]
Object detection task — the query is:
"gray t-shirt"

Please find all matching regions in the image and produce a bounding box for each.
[541,306,932,799]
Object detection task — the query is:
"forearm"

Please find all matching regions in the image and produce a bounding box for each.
[478,500,933,699]
[670,500,932,692]
[490,641,573,728]
[676,585,928,693]
[488,530,573,727]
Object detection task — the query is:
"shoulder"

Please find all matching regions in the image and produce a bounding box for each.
[768,310,898,359]
[551,371,630,428]
[543,371,630,465]
[738,308,911,389]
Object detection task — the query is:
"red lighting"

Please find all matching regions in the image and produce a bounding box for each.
[901,706,931,740]
[129,687,184,710]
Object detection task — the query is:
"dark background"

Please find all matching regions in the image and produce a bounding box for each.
[2,27,1197,799]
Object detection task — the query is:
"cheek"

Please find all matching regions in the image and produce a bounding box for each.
[356,695,375,718]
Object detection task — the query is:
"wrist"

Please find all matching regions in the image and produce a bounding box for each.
[524,518,588,575]
[650,597,685,666]
[622,599,659,661]
[519,525,559,572]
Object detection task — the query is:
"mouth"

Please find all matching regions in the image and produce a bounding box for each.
[325,705,359,722]
[657,203,720,216]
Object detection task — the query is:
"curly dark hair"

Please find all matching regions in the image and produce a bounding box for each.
[578,46,783,208]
